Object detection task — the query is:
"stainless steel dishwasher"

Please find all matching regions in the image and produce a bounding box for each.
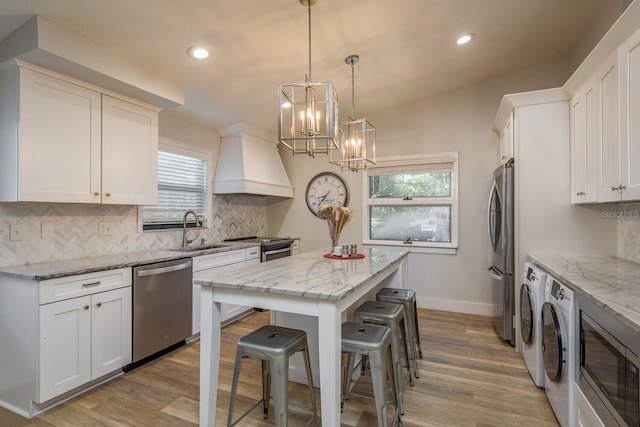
[132,258,192,364]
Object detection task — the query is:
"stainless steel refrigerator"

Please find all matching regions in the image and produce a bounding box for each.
[487,159,514,346]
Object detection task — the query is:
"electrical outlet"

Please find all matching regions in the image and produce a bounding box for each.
[41,222,54,239]
[10,224,24,241]
[98,222,112,236]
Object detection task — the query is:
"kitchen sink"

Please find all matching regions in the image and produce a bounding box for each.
[169,244,228,252]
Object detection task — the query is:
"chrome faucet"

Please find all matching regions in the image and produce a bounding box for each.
[182,211,201,248]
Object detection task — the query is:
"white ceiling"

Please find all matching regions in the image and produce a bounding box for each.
[0,0,611,134]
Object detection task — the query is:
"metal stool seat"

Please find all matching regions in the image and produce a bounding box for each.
[355,300,413,415]
[227,325,318,427]
[341,321,402,427]
[376,288,423,378]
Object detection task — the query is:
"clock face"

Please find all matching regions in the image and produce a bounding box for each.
[305,172,350,218]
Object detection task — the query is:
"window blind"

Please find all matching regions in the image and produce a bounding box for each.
[143,151,207,226]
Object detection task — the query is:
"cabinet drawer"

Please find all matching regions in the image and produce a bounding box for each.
[193,250,246,272]
[245,246,260,260]
[39,267,132,305]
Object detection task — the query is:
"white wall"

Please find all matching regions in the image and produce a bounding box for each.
[268,57,582,315]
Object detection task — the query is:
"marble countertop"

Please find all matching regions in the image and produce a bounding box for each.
[194,247,410,301]
[0,242,260,281]
[529,254,640,332]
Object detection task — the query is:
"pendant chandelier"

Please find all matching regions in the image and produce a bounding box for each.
[330,54,376,172]
[278,0,339,157]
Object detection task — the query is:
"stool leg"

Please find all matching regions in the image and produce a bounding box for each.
[406,306,420,379]
[414,301,423,359]
[227,348,244,427]
[301,345,319,425]
[341,352,354,411]
[369,350,389,427]
[386,345,402,427]
[399,316,414,387]
[261,359,270,419]
[270,356,289,427]
[388,322,405,415]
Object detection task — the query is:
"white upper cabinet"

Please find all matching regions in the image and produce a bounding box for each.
[571,77,599,204]
[620,29,640,201]
[0,63,158,204]
[101,95,158,205]
[597,50,622,202]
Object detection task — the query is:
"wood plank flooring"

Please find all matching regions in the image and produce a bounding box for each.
[0,309,559,426]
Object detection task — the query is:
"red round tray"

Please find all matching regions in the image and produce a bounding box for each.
[323,253,365,259]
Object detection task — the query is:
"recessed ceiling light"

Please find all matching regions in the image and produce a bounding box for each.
[456,33,475,45]
[187,46,209,59]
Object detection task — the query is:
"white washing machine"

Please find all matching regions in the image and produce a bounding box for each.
[542,275,575,427]
[520,262,546,387]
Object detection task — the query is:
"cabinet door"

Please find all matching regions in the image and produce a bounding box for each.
[571,79,599,204]
[598,50,622,202]
[193,266,222,335]
[19,68,102,203]
[39,296,92,402]
[220,261,251,322]
[620,29,640,201]
[91,288,132,378]
[101,95,158,205]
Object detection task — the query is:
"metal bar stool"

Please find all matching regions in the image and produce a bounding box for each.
[354,300,413,416]
[341,321,402,427]
[227,325,318,427]
[376,288,423,378]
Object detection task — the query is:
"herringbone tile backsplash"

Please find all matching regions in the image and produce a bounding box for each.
[0,195,267,267]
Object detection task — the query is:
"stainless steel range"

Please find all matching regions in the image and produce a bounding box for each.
[224,236,293,262]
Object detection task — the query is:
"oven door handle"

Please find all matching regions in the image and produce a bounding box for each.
[263,247,292,256]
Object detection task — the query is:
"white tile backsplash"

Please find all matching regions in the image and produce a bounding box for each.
[0,194,267,267]
[618,202,640,263]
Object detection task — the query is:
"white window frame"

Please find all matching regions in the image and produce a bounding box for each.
[139,138,212,232]
[362,152,458,254]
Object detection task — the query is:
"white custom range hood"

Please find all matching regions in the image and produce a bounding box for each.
[213,123,293,198]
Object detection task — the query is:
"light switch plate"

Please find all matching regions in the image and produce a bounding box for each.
[41,222,54,239]
[10,224,24,241]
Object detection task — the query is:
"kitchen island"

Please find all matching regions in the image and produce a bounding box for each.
[195,246,409,426]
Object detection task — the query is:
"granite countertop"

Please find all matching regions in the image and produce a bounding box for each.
[194,247,410,301]
[0,242,260,281]
[529,253,640,332]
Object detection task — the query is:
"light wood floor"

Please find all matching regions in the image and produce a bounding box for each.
[0,309,559,426]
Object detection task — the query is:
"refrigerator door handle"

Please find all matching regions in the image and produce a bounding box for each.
[487,181,498,250]
[488,266,503,281]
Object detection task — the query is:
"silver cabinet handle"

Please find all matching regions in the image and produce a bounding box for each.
[84,305,90,310]
[94,192,100,196]
[619,185,626,190]
[612,186,618,191]
[576,191,585,196]
[96,302,102,308]
[82,281,101,288]
[105,192,111,197]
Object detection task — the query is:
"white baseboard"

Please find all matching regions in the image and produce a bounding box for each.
[417,296,496,317]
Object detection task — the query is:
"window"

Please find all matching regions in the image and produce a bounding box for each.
[364,152,458,252]
[142,139,210,230]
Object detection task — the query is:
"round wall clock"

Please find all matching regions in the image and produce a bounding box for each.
[305,172,350,218]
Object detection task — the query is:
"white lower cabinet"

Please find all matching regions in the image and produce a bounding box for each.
[39,287,131,402]
[192,247,261,335]
[0,267,132,416]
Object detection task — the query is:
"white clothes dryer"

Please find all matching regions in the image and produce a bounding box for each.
[542,275,576,427]
[520,262,547,387]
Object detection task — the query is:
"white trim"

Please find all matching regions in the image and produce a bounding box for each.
[138,138,213,232]
[362,151,459,249]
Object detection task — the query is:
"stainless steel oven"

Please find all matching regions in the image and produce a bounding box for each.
[224,236,293,262]
[578,293,640,426]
